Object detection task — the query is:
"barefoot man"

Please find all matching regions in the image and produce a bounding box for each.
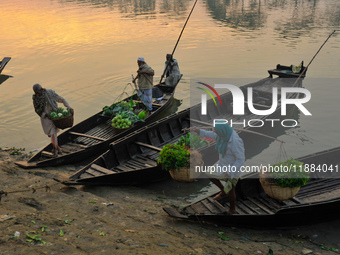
[192,122,245,214]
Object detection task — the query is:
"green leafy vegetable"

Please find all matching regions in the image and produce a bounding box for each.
[157,144,190,171]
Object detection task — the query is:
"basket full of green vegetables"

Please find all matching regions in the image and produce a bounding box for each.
[50,107,74,129]
[105,101,144,133]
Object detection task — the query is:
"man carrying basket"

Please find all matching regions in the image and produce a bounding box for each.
[32,84,74,157]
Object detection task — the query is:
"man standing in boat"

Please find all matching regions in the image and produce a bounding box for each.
[160,54,181,87]
[32,84,74,157]
[132,57,154,112]
[192,123,245,214]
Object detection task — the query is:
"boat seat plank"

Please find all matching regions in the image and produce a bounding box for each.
[297,184,340,199]
[255,197,278,212]
[80,173,95,179]
[124,162,139,170]
[60,145,83,154]
[236,201,256,214]
[69,132,106,141]
[111,166,126,172]
[276,199,293,206]
[126,160,145,168]
[247,197,274,214]
[135,141,162,152]
[190,204,205,214]
[133,157,157,167]
[299,179,340,193]
[289,197,302,204]
[259,194,281,209]
[207,197,228,213]
[63,143,87,149]
[41,151,54,158]
[149,154,160,161]
[233,205,245,215]
[136,154,160,163]
[91,164,115,175]
[116,164,135,172]
[86,169,104,177]
[201,200,223,214]
[133,100,163,107]
[184,207,196,215]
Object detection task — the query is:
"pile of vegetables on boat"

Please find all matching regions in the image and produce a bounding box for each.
[111,110,140,129]
[102,100,146,129]
[176,133,215,149]
[49,107,71,119]
[102,100,134,116]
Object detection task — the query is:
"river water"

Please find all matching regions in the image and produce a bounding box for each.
[1,0,340,244]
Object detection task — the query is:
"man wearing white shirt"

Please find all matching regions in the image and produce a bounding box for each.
[192,123,245,214]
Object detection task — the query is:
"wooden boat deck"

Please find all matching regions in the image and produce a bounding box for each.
[77,132,180,180]
[57,97,172,154]
[67,75,306,185]
[16,82,178,168]
[164,147,340,227]
[183,178,340,217]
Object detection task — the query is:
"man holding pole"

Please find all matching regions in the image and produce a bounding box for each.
[161,54,181,86]
[132,57,154,112]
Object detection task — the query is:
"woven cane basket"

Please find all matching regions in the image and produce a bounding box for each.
[52,114,74,129]
[169,167,196,183]
[259,178,300,201]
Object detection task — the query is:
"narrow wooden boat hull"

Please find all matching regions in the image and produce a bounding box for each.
[66,74,306,186]
[164,147,340,228]
[15,80,181,169]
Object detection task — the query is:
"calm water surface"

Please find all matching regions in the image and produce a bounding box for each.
[1,0,340,241]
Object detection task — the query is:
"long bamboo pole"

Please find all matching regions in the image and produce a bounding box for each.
[187,118,285,143]
[159,0,198,83]
[292,30,338,87]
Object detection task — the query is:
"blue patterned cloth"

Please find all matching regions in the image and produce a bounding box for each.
[139,89,152,111]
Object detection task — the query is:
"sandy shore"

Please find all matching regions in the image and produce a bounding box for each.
[0,148,338,255]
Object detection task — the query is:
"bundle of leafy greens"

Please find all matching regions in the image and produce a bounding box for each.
[176,133,215,150]
[265,158,310,188]
[103,98,136,116]
[50,107,71,119]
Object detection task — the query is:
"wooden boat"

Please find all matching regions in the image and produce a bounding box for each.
[15,79,181,169]
[163,146,340,228]
[66,73,306,186]
[268,62,307,78]
[0,57,12,85]
[0,57,11,74]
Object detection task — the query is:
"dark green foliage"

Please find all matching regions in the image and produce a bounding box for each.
[266,158,310,188]
[157,144,190,171]
[176,133,214,149]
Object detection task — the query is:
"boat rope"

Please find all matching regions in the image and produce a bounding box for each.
[130,75,150,110]
[0,179,66,203]
[113,82,136,103]
[159,0,198,83]
[275,142,289,164]
[292,30,338,88]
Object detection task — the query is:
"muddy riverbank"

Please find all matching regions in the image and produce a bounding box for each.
[0,149,338,255]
